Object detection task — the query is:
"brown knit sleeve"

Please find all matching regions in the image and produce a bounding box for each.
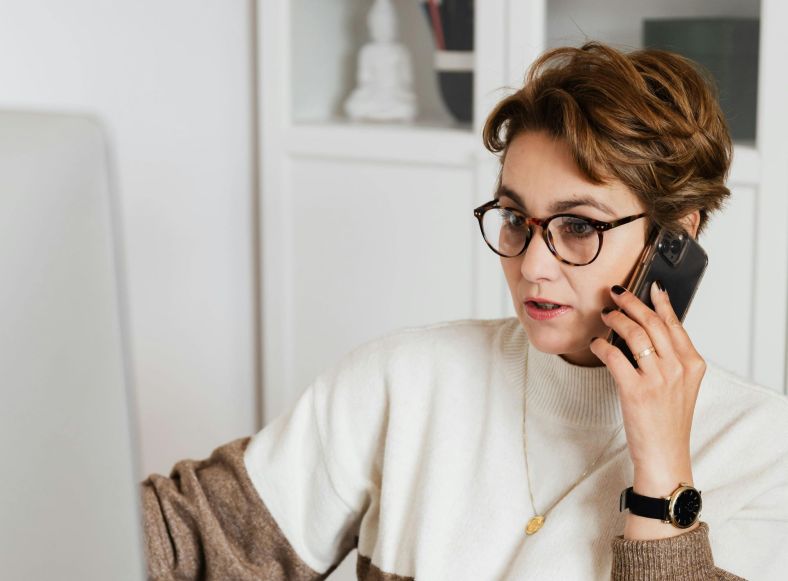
[140,436,355,581]
[610,521,746,580]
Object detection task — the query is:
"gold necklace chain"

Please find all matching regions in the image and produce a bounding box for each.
[521,349,625,535]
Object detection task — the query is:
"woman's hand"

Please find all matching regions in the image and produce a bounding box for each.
[589,281,707,539]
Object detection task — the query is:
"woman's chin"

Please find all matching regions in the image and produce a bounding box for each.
[519,322,579,355]
[530,336,581,356]
[517,313,601,362]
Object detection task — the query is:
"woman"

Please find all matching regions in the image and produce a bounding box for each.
[141,42,788,580]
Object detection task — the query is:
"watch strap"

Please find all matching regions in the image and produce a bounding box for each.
[619,486,669,520]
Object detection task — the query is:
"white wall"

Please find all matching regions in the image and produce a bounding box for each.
[0,0,257,476]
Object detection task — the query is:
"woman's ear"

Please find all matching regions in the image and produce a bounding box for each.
[679,210,701,239]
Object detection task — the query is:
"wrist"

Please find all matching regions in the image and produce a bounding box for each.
[634,462,693,497]
[633,475,693,497]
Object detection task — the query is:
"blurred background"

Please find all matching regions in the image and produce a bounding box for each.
[0,1,258,478]
[0,1,785,577]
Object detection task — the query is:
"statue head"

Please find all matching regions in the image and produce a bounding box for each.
[368,0,398,43]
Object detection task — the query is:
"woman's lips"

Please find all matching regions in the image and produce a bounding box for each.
[524,301,572,321]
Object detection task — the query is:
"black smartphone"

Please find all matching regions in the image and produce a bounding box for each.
[607,227,708,368]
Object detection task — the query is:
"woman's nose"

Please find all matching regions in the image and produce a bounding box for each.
[519,228,560,282]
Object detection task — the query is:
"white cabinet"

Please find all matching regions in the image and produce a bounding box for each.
[258,0,787,426]
[258,0,504,426]
[258,0,786,578]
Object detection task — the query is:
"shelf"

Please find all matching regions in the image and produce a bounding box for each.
[282,125,762,186]
[284,124,761,184]
[285,121,481,166]
[290,0,464,129]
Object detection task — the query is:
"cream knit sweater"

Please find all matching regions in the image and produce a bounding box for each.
[142,317,788,580]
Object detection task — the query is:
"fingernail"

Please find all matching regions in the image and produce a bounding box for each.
[655,279,665,292]
[601,307,616,315]
[589,336,598,346]
[612,285,626,295]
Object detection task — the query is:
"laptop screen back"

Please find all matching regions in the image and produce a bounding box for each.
[0,111,145,580]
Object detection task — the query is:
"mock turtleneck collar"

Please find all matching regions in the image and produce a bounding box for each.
[501,318,622,427]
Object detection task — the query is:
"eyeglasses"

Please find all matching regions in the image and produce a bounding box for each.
[473,199,649,266]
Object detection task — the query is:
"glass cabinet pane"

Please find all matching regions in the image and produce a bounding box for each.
[290,0,474,130]
[546,0,761,144]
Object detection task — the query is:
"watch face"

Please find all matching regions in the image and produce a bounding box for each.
[671,487,702,528]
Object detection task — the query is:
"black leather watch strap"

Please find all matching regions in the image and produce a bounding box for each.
[619,486,669,520]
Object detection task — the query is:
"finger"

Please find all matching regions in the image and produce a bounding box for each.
[589,335,640,387]
[601,307,661,375]
[609,284,675,363]
[650,280,702,362]
[650,280,681,327]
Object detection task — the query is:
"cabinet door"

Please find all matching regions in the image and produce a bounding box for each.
[683,183,757,380]
[278,157,476,415]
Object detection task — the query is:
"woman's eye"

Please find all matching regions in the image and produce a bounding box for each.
[562,219,594,237]
[501,209,525,228]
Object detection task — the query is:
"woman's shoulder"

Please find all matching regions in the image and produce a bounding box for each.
[380,315,516,339]
[348,316,518,360]
[697,360,788,440]
[694,362,788,531]
[317,317,519,389]
[702,361,788,412]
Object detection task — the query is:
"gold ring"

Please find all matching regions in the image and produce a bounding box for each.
[633,345,657,361]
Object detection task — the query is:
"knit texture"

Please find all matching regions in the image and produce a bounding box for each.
[141,437,349,580]
[142,436,419,580]
[143,317,788,579]
[611,521,745,580]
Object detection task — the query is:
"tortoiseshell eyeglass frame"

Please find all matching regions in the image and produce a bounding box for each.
[473,199,650,266]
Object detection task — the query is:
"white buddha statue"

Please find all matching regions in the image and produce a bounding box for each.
[344,0,418,122]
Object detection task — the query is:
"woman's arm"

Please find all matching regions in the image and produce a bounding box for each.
[140,437,353,580]
[591,283,750,578]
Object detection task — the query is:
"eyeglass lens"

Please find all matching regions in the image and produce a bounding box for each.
[482,207,599,264]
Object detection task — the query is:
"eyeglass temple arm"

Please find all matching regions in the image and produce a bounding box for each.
[604,212,649,229]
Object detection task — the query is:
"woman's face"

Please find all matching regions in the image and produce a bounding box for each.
[499,130,650,367]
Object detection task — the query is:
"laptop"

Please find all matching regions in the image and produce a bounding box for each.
[0,111,146,579]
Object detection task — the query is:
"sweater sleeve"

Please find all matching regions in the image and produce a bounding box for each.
[140,436,352,580]
[140,335,391,580]
[611,455,788,579]
[241,335,392,574]
[610,521,745,580]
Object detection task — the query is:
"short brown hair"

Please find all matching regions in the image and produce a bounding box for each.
[482,41,732,237]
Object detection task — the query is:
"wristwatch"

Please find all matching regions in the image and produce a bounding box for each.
[619,482,702,529]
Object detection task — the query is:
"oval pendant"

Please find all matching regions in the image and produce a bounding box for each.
[525,515,545,535]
